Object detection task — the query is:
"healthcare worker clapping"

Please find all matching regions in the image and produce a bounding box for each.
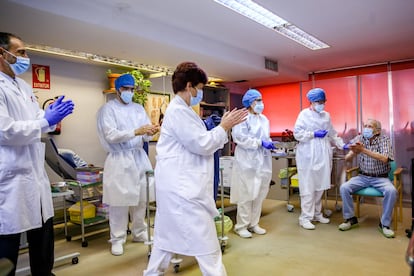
[144,62,247,276]
[0,32,74,276]
[293,88,348,230]
[97,74,159,256]
[231,89,274,238]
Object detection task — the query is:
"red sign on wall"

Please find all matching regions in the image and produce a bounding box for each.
[32,64,50,89]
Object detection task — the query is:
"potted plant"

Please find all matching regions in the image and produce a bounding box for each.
[106,70,121,91]
[129,69,152,106]
[106,69,152,106]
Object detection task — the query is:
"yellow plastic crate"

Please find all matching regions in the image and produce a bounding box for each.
[291,173,299,188]
[68,201,96,224]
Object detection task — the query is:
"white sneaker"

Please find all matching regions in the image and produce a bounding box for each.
[235,228,252,238]
[132,232,149,243]
[300,221,316,230]
[313,216,330,224]
[249,225,266,235]
[378,223,395,238]
[111,243,124,256]
[338,217,359,231]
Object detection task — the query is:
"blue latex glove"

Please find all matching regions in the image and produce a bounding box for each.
[204,114,222,130]
[314,129,328,138]
[261,140,276,150]
[44,96,74,126]
[203,116,215,130]
[210,114,221,126]
[343,143,350,150]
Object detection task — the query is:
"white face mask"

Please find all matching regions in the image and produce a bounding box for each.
[120,90,133,104]
[189,88,203,106]
[313,103,325,113]
[4,49,30,75]
[253,102,264,114]
[362,127,374,139]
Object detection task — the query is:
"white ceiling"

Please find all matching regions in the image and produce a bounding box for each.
[1,0,414,88]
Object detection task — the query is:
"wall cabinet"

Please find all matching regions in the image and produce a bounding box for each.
[201,85,231,155]
[200,85,229,119]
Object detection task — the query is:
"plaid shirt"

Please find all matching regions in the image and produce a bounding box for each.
[356,134,393,176]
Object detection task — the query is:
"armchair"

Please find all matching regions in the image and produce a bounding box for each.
[346,161,403,230]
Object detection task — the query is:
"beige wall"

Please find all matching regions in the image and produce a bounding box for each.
[18,54,171,181]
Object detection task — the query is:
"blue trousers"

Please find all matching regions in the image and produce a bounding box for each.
[340,175,397,227]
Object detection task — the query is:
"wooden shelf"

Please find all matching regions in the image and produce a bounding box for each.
[200,101,227,108]
[103,89,115,94]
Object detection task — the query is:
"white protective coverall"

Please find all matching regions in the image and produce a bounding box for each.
[293,107,344,224]
[144,96,227,276]
[230,113,272,231]
[0,73,54,234]
[96,99,153,243]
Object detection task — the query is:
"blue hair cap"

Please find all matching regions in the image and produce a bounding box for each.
[115,74,135,91]
[242,89,262,108]
[306,88,326,102]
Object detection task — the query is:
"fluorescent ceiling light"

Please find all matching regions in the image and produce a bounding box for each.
[213,0,330,50]
[26,44,175,75]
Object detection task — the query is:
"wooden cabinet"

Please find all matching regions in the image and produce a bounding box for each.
[200,85,229,119]
[201,85,231,155]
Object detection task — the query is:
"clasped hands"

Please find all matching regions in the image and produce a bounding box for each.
[135,124,160,136]
[348,142,363,153]
[314,129,328,138]
[261,140,277,150]
[44,95,75,126]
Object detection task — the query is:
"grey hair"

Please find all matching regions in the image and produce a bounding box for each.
[367,118,382,132]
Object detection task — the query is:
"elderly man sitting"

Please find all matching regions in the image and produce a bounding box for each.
[338,119,397,238]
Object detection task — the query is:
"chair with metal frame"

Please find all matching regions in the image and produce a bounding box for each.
[346,160,403,230]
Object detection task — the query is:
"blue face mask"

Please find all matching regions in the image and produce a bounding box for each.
[253,102,264,114]
[5,49,30,75]
[314,103,325,113]
[362,128,374,139]
[190,88,203,106]
[120,90,133,104]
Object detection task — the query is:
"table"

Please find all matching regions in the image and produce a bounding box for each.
[271,152,345,214]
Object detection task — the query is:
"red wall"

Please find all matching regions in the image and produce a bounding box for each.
[260,83,301,136]
[255,62,414,199]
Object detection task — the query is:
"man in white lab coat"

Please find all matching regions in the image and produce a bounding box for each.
[144,62,247,276]
[0,32,74,275]
[293,88,347,230]
[230,89,274,238]
[97,74,159,256]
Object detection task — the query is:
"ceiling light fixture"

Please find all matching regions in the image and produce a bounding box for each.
[213,0,330,50]
[26,44,175,75]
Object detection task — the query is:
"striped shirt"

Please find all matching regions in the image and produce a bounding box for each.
[356,134,393,176]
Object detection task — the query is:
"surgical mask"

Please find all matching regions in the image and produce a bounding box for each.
[4,49,30,75]
[120,90,133,104]
[190,88,203,106]
[362,128,374,139]
[314,103,325,113]
[253,102,264,114]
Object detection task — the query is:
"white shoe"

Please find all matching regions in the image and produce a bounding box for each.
[111,243,124,256]
[249,225,266,235]
[314,216,330,224]
[132,232,149,243]
[235,228,252,238]
[378,223,395,238]
[300,221,315,230]
[338,217,359,231]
